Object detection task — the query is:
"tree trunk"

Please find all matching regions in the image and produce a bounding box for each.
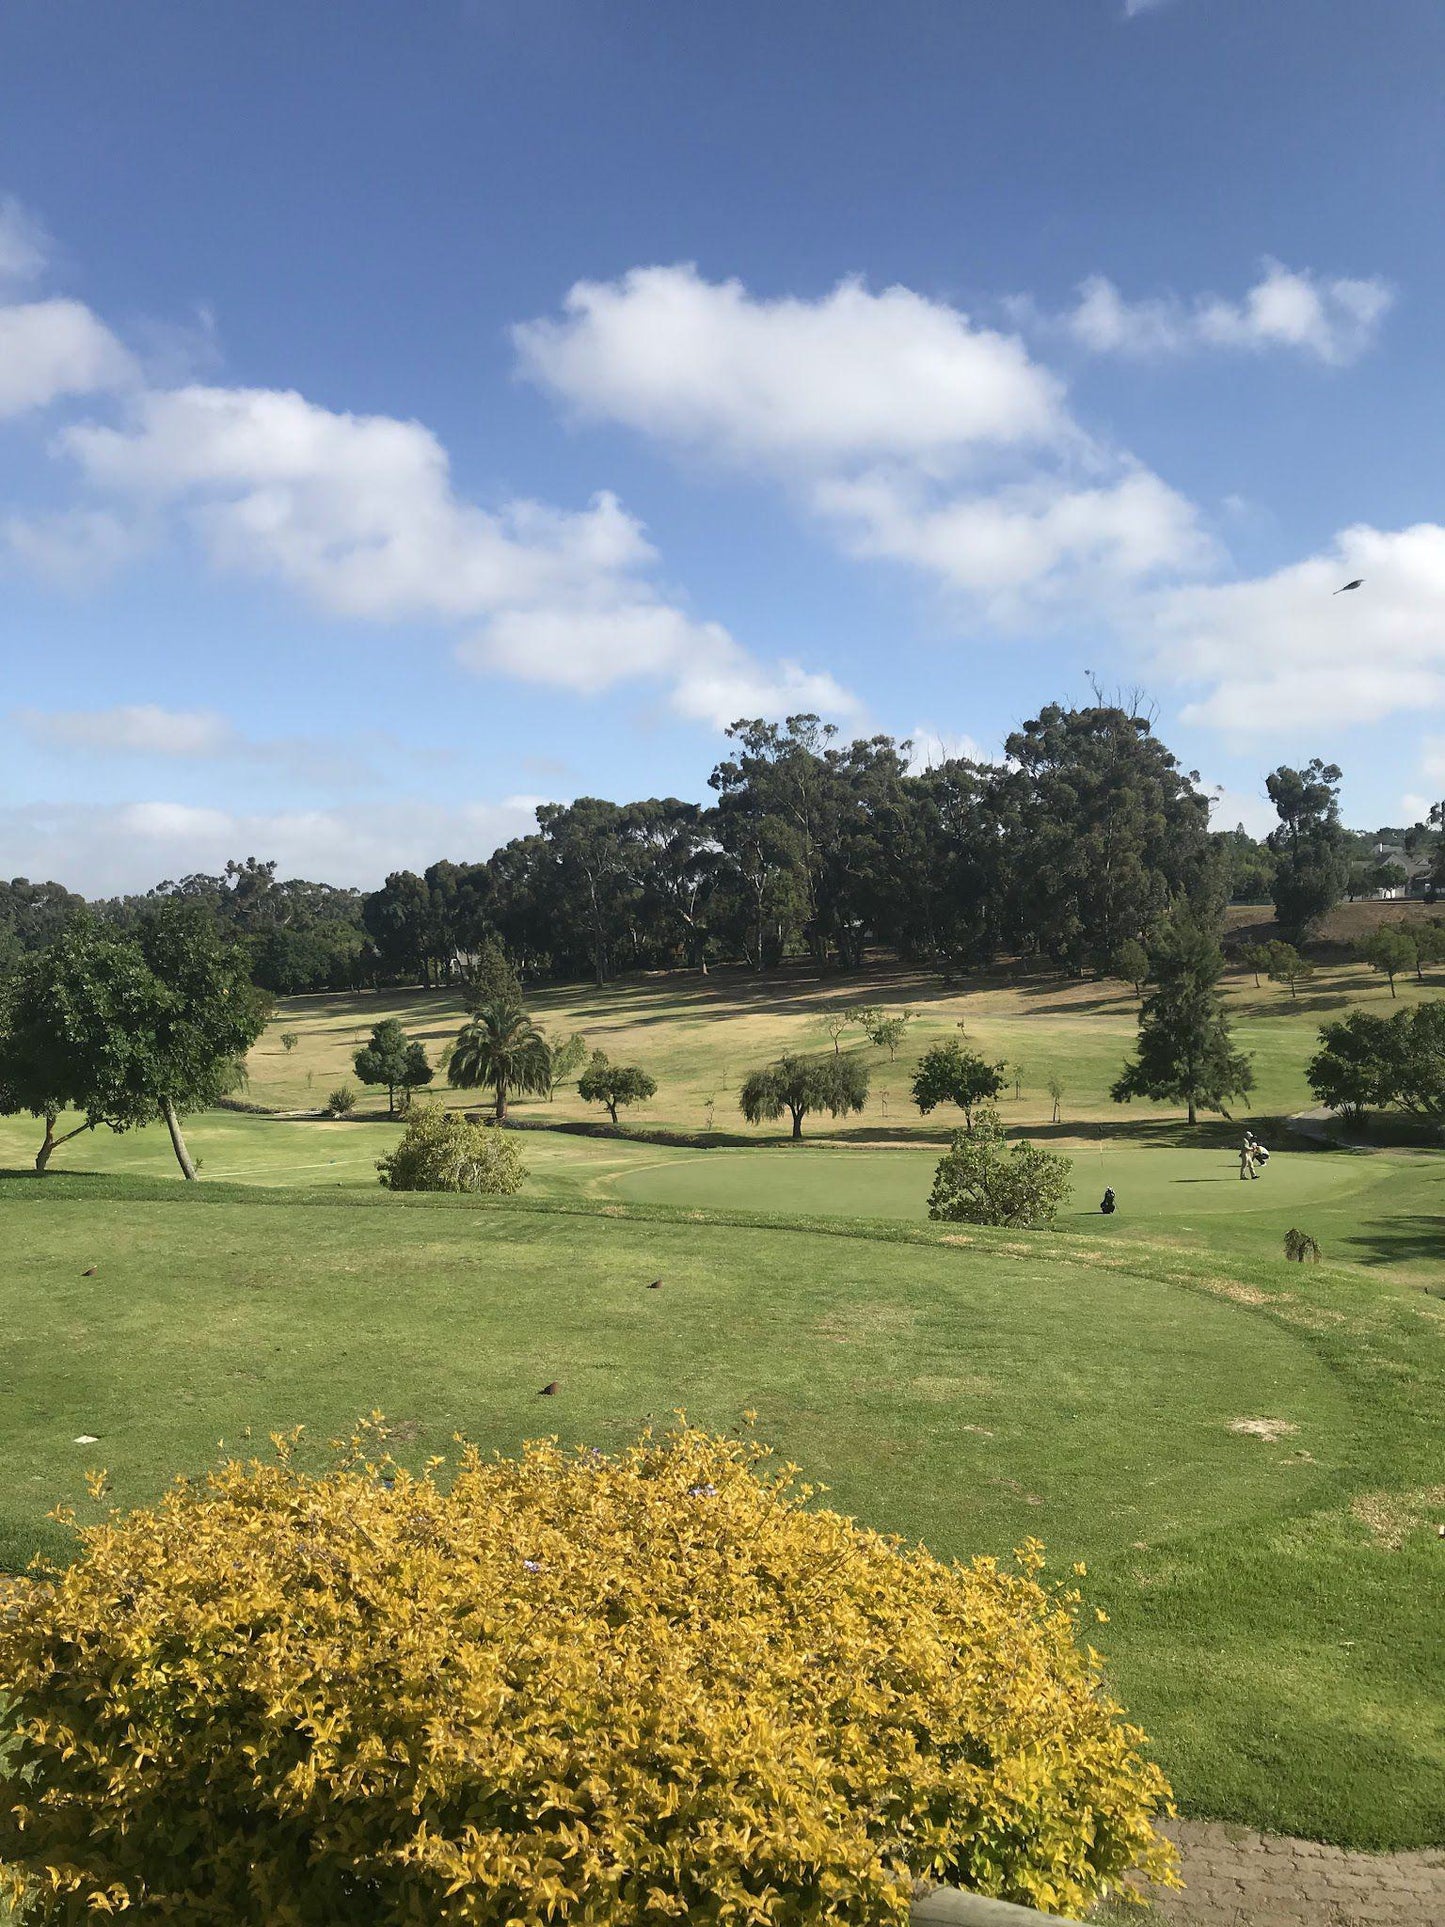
[607,1100,619,1125]
[1187,1094,1197,1126]
[33,1114,93,1173]
[790,1107,804,1139]
[495,1077,508,1123]
[387,1083,397,1117]
[162,1097,198,1180]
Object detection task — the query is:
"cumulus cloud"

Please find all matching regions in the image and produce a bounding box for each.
[0,298,134,418]
[516,263,1213,619]
[1023,261,1393,366]
[0,794,549,897]
[2,507,147,584]
[817,466,1211,617]
[48,380,851,725]
[515,263,1066,469]
[1151,522,1445,731]
[463,600,858,728]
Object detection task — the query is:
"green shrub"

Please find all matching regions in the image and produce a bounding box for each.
[0,1420,1177,1923]
[325,1083,356,1118]
[929,1106,1074,1228]
[376,1103,526,1194]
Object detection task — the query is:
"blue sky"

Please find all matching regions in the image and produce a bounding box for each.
[2,0,1443,892]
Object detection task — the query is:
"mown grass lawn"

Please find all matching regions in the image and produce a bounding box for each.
[1,1168,1441,1850]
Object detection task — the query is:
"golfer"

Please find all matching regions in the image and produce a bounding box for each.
[1240,1132,1259,1181]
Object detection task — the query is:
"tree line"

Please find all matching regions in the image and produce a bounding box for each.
[8,704,1430,997]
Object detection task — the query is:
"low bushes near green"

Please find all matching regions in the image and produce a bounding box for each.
[929,1106,1074,1228]
[376,1103,526,1194]
[325,1083,356,1119]
[0,1420,1177,1924]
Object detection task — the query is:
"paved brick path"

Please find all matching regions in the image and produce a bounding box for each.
[1137,1820,1445,1925]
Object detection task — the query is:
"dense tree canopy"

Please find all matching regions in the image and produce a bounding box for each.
[13,709,1410,1000]
[0,907,267,1178]
[927,1108,1074,1228]
[1266,761,1351,943]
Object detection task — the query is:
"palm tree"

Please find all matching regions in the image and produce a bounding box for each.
[446,998,551,1122]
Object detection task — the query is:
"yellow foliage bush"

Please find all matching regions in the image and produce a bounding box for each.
[0,1419,1177,1923]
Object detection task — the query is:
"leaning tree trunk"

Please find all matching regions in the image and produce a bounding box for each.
[161,1097,198,1180]
[34,1112,93,1173]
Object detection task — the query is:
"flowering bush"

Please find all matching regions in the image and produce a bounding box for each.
[0,1419,1175,1923]
[376,1102,526,1193]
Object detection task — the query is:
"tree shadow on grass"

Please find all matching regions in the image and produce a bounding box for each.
[1332,1215,1445,1270]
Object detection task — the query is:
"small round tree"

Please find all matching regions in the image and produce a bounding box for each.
[911,1040,1006,1127]
[1265,941,1316,1000]
[354,1019,433,1117]
[577,1049,658,1125]
[928,1107,1074,1228]
[1360,925,1415,999]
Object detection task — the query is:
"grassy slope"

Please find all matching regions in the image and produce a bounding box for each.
[1,1171,1442,1848]
[233,952,1445,1136]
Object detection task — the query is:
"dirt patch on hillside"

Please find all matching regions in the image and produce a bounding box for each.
[1228,1417,1299,1442]
[1350,1483,1445,1550]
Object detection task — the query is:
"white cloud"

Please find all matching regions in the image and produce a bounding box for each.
[1205,785,1277,842]
[2,507,146,584]
[1123,0,1173,17]
[1029,261,1393,366]
[515,263,1066,470]
[817,465,1211,615]
[15,703,235,757]
[0,196,50,286]
[516,263,1217,621]
[1153,521,1445,731]
[62,385,650,619]
[1400,792,1433,823]
[0,794,549,896]
[51,380,852,726]
[0,298,134,417]
[463,599,860,728]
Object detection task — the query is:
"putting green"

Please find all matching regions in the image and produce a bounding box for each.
[598,1140,1350,1218]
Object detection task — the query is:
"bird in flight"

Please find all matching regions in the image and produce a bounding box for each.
[1333,579,1364,594]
